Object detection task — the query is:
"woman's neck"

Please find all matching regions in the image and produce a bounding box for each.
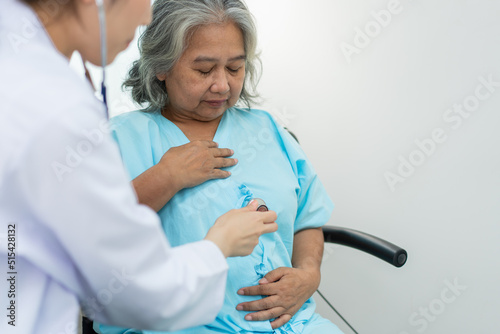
[161,108,223,142]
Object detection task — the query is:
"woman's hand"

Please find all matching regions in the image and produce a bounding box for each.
[159,140,237,190]
[205,200,278,258]
[235,266,321,329]
[132,140,236,211]
[235,227,324,329]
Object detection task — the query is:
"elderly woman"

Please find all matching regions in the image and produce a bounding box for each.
[95,0,343,333]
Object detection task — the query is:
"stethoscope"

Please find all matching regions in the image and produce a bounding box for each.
[95,0,109,118]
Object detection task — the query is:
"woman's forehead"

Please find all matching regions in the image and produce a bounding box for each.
[182,22,245,60]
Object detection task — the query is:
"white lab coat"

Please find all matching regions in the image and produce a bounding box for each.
[0,1,228,333]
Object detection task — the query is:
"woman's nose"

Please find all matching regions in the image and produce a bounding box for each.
[210,69,230,94]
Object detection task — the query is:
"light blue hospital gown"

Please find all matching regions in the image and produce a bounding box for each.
[95,108,343,334]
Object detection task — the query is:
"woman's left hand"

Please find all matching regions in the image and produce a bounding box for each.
[236,266,320,329]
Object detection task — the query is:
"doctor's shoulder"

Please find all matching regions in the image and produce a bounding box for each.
[0,50,109,151]
[6,50,103,118]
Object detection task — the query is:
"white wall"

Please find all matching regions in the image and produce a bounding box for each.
[85,1,500,333]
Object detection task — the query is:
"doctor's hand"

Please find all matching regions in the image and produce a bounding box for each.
[205,200,278,258]
[159,140,237,190]
[235,266,321,329]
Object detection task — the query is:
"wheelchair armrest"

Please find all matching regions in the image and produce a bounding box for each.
[322,226,407,268]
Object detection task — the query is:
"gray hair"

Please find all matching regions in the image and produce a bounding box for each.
[124,0,261,111]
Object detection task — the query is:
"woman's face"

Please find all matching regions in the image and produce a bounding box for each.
[158,21,246,122]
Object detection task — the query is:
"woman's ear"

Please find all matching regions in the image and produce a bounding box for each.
[156,73,167,81]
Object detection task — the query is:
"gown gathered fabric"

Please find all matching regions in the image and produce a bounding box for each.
[95,107,344,334]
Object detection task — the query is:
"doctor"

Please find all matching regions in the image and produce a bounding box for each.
[0,0,278,333]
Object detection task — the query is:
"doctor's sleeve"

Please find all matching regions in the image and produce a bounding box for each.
[14,105,228,331]
[276,123,334,232]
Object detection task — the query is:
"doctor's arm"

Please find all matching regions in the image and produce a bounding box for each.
[132,140,237,212]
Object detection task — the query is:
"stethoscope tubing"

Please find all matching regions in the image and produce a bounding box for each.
[95,0,109,118]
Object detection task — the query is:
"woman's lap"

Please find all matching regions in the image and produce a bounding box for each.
[96,313,344,334]
[300,313,344,334]
[271,313,343,334]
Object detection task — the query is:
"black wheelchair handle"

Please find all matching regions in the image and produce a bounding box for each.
[322,226,407,268]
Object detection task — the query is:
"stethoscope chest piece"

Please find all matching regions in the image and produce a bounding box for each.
[252,198,269,212]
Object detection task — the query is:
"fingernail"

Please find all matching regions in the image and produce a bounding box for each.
[245,315,252,321]
[237,289,245,295]
[259,278,268,284]
[236,305,243,310]
[234,158,238,163]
